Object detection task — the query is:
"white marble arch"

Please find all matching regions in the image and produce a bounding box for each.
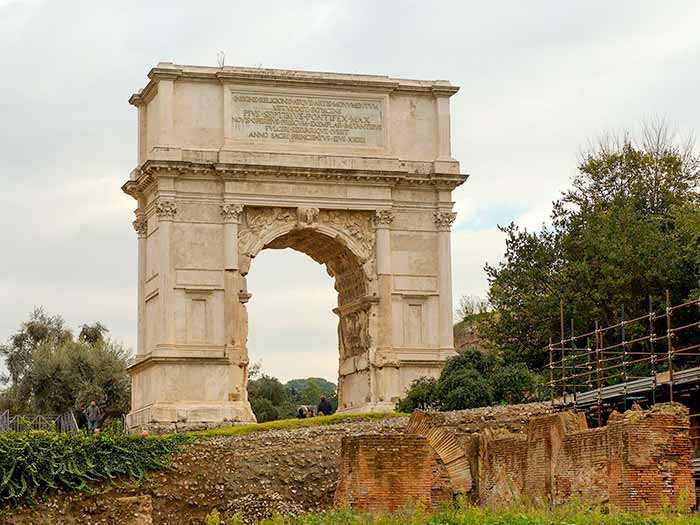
[122,63,466,432]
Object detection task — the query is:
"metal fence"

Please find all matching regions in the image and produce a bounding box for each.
[0,410,78,433]
[547,290,700,425]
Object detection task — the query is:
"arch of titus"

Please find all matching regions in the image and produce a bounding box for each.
[123,63,465,431]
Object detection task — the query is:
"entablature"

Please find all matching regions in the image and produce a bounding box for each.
[122,158,467,200]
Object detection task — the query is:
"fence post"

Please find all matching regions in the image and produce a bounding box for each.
[666,289,674,403]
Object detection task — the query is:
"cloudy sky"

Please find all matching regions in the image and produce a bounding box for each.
[1,1,699,383]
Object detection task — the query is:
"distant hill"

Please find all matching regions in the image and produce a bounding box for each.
[285,377,336,393]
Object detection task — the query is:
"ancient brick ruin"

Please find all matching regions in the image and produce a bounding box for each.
[335,403,694,513]
[334,435,434,512]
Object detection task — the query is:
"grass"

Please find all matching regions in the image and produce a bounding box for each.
[182,411,408,439]
[208,501,700,525]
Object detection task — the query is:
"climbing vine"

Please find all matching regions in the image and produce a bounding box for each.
[0,431,189,503]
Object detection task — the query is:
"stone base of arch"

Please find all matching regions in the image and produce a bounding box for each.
[125,353,451,432]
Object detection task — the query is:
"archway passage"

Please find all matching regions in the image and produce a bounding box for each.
[237,207,376,413]
[264,227,368,308]
[246,248,338,382]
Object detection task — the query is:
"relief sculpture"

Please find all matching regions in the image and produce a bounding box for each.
[339,308,371,359]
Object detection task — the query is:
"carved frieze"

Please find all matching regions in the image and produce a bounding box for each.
[238,207,296,255]
[155,199,178,219]
[237,207,375,263]
[339,307,371,359]
[433,211,457,229]
[318,209,375,262]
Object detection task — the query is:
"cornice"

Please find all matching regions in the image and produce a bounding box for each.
[129,63,459,106]
[121,160,468,199]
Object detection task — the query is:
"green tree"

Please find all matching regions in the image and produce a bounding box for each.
[249,397,280,423]
[247,374,294,421]
[285,377,338,413]
[484,124,700,368]
[248,374,287,406]
[435,349,496,410]
[439,368,494,411]
[0,309,130,415]
[78,322,109,346]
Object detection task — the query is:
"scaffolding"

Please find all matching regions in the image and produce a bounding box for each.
[547,291,700,426]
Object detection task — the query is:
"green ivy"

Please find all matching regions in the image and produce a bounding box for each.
[0,430,189,503]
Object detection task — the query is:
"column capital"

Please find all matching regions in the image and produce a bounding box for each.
[434,210,457,230]
[132,218,148,237]
[155,198,178,220]
[373,209,395,228]
[221,202,244,223]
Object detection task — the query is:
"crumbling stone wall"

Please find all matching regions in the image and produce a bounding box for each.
[607,405,694,512]
[479,404,693,512]
[478,431,528,506]
[337,403,694,514]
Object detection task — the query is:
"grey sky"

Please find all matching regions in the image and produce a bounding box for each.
[1,1,699,382]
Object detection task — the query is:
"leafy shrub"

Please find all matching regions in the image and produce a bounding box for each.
[438,368,494,411]
[250,396,280,423]
[0,430,189,503]
[397,377,438,413]
[397,349,540,412]
[491,363,536,404]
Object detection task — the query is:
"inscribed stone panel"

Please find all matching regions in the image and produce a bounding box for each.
[230,91,384,147]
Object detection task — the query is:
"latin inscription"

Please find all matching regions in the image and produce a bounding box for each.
[231,91,384,147]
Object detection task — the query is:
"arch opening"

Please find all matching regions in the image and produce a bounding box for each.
[236,207,378,413]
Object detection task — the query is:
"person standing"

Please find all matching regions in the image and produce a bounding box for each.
[317,395,332,416]
[86,400,101,433]
[77,405,88,430]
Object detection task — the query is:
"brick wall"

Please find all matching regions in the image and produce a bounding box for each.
[607,406,694,512]
[334,435,433,512]
[338,404,693,514]
[477,403,693,513]
[478,432,528,506]
[554,428,609,505]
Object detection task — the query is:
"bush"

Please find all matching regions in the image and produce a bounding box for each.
[397,377,438,413]
[0,430,188,503]
[491,363,536,404]
[397,349,539,412]
[438,368,494,411]
[250,397,280,423]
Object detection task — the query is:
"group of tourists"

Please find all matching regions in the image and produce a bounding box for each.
[296,395,334,419]
[76,399,101,433]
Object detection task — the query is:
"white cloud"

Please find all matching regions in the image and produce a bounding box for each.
[2,0,700,384]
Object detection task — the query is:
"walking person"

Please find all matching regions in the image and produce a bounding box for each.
[86,399,101,433]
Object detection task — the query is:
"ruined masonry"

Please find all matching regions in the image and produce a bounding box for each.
[335,403,695,513]
[122,63,466,432]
